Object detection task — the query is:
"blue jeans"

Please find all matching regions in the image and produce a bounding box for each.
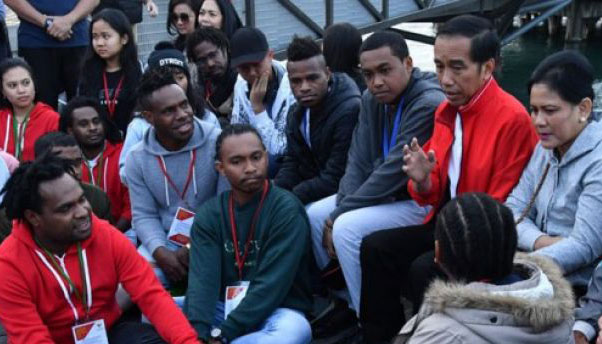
[213,302,311,344]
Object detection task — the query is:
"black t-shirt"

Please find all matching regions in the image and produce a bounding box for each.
[82,69,137,135]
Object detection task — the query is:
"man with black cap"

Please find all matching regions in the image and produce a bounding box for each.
[230,27,296,177]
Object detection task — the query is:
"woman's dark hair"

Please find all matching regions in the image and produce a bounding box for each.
[0,58,39,109]
[0,154,74,221]
[215,124,264,161]
[167,0,201,50]
[198,0,242,40]
[323,23,362,74]
[60,96,122,144]
[435,193,517,282]
[528,50,595,105]
[436,14,500,65]
[80,9,141,132]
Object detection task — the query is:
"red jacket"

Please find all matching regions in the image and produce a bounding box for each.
[0,215,200,344]
[409,78,538,222]
[81,141,131,222]
[0,102,59,161]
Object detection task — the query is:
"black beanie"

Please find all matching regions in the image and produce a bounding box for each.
[147,41,188,71]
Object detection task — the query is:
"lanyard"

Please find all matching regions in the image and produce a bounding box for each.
[382,97,405,159]
[157,151,197,203]
[301,109,311,148]
[11,111,31,160]
[228,180,269,280]
[84,148,105,189]
[35,240,91,322]
[102,71,124,118]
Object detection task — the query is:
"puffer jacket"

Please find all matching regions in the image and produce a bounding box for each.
[395,254,575,344]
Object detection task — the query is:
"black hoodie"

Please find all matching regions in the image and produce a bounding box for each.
[275,72,361,204]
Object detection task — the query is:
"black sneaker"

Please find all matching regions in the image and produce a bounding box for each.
[311,299,357,339]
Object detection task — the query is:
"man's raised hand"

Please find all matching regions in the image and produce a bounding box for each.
[402,137,436,193]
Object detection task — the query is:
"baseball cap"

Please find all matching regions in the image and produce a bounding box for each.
[230,27,269,68]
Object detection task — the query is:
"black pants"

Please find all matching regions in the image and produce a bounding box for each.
[18,46,87,110]
[108,321,166,344]
[359,222,443,343]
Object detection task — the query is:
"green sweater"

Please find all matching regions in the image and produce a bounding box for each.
[185,183,312,340]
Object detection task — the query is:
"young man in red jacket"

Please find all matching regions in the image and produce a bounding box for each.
[60,96,131,233]
[358,15,538,343]
[0,155,200,344]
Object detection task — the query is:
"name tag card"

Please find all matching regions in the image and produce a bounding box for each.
[72,319,109,344]
[167,207,195,246]
[224,281,250,319]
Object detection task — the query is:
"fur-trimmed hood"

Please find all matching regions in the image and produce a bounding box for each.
[396,254,575,344]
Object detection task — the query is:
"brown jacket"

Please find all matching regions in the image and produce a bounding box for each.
[396,254,575,344]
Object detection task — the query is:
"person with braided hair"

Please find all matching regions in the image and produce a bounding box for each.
[393,193,575,344]
[503,50,602,344]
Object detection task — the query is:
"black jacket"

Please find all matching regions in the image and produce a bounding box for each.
[275,73,361,204]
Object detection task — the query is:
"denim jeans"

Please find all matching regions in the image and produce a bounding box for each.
[306,194,429,314]
[213,302,311,344]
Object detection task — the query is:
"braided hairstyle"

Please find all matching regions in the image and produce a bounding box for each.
[435,192,517,282]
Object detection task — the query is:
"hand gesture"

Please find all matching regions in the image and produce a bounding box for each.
[322,218,336,259]
[47,16,73,41]
[402,137,436,192]
[146,0,159,17]
[250,72,269,114]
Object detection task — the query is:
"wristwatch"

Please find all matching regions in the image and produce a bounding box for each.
[210,328,227,343]
[44,17,54,30]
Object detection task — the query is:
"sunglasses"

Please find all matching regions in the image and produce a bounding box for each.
[171,13,190,23]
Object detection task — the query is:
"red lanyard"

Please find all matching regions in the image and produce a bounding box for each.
[229,180,269,280]
[156,151,197,202]
[102,71,124,118]
[204,80,213,100]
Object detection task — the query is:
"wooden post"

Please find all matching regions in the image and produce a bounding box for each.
[565,0,584,42]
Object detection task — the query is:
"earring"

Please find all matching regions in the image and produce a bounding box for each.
[579,117,586,123]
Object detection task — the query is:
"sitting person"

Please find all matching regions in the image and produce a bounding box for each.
[307,30,444,327]
[230,27,297,176]
[506,50,602,288]
[185,124,312,344]
[359,15,538,343]
[119,45,219,183]
[187,27,238,126]
[0,58,59,161]
[0,155,200,344]
[60,97,131,233]
[395,193,574,344]
[34,132,113,223]
[274,36,361,204]
[323,22,366,92]
[125,67,227,289]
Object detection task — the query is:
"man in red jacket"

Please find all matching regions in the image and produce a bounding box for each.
[358,15,538,343]
[0,155,200,344]
[60,96,131,233]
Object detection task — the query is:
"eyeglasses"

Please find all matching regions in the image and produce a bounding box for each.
[171,13,190,23]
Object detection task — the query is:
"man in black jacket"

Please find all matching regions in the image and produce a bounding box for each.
[275,36,360,205]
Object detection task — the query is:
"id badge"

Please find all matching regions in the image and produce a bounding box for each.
[167,207,195,246]
[224,281,249,319]
[72,319,109,344]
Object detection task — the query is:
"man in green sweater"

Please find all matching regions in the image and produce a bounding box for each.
[185,123,312,343]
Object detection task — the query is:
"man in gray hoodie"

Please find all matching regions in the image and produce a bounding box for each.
[125,69,228,288]
[307,30,445,317]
